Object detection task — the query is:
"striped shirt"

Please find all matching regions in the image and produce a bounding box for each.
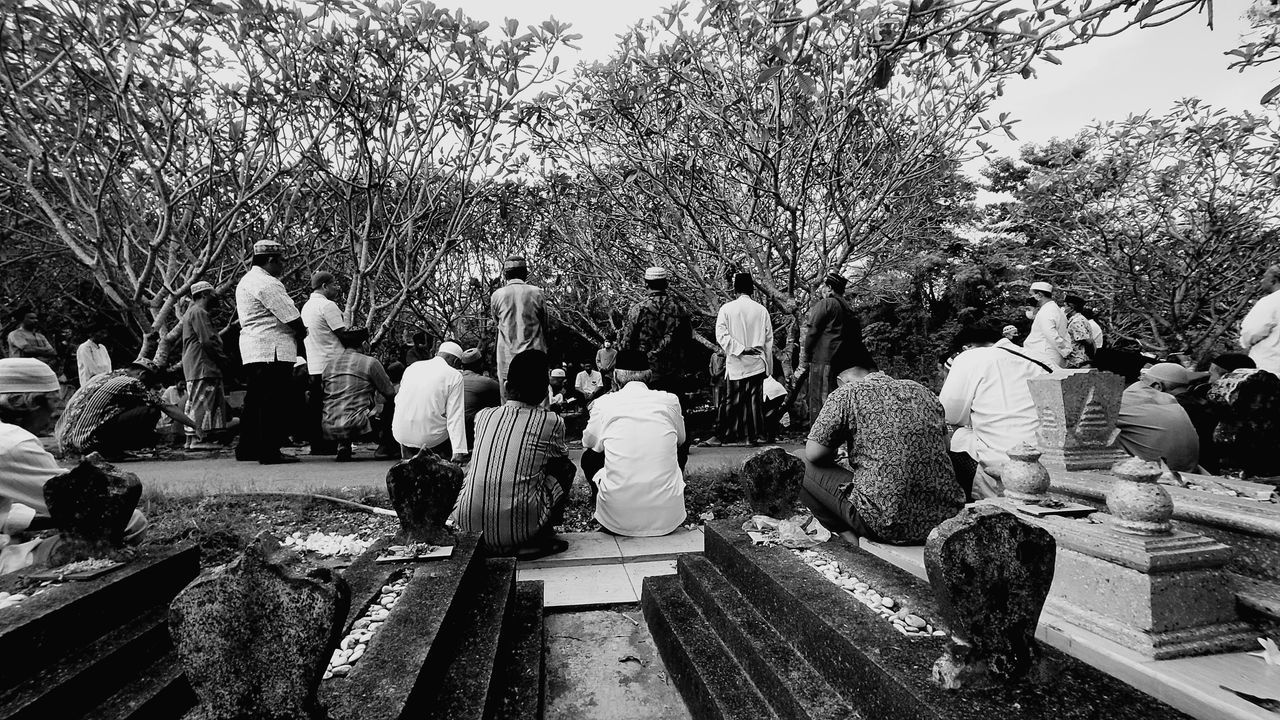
[56,370,162,453]
[451,402,575,553]
[322,350,395,440]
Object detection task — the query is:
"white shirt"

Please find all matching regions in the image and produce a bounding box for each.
[1241,288,1280,376]
[236,266,301,364]
[301,292,347,375]
[583,382,686,537]
[716,295,773,380]
[1023,300,1072,368]
[0,422,56,574]
[939,345,1048,467]
[392,357,468,453]
[575,370,602,398]
[76,339,112,387]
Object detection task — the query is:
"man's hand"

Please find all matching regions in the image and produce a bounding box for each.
[742,347,763,356]
[450,453,471,465]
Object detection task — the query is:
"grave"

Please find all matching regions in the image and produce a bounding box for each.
[643,518,1188,720]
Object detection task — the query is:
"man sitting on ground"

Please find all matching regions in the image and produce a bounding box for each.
[452,349,577,558]
[322,328,397,462]
[581,350,687,538]
[1117,363,1200,472]
[56,359,202,459]
[392,341,469,463]
[938,324,1051,499]
[460,348,500,449]
[0,359,146,574]
[802,366,964,548]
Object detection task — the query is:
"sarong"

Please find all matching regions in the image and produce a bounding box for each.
[185,378,227,436]
[718,371,765,443]
[803,362,835,426]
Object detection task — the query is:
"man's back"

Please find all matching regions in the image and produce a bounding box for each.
[1024,301,1070,367]
[323,350,394,436]
[491,281,547,354]
[181,304,224,381]
[625,292,689,370]
[939,346,1047,465]
[392,357,464,449]
[1117,401,1199,472]
[1241,289,1280,375]
[583,382,686,537]
[716,295,772,379]
[462,370,501,423]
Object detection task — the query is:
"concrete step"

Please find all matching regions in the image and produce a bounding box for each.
[484,580,545,720]
[0,603,173,720]
[321,533,484,720]
[701,519,1190,720]
[82,651,194,720]
[640,574,779,720]
[676,554,858,720]
[0,543,199,694]
[420,557,517,720]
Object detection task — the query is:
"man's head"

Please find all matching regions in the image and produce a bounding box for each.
[1063,294,1085,315]
[733,272,754,295]
[1140,362,1192,396]
[613,349,652,387]
[953,323,1002,352]
[0,358,62,434]
[1001,324,1019,341]
[644,266,669,292]
[437,341,464,369]
[503,255,529,282]
[19,310,37,330]
[88,326,109,344]
[251,240,286,276]
[1261,264,1280,294]
[1029,281,1054,307]
[311,271,341,301]
[412,331,427,348]
[460,348,483,372]
[822,272,848,297]
[335,327,370,350]
[506,349,550,404]
[1209,352,1256,383]
[549,367,566,390]
[603,340,612,350]
[126,358,163,388]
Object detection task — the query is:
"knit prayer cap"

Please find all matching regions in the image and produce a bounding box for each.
[644,267,668,281]
[252,240,285,256]
[504,255,528,270]
[0,359,59,393]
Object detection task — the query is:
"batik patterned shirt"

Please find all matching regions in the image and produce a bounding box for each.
[808,372,964,543]
[624,291,691,379]
[56,370,163,453]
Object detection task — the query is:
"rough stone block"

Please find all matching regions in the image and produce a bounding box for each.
[385,451,464,543]
[43,455,142,553]
[740,446,804,519]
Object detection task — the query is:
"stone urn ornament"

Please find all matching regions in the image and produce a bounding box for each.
[385,447,464,544]
[1106,457,1173,535]
[1001,442,1051,504]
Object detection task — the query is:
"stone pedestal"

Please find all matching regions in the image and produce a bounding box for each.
[985,499,1254,660]
[1028,371,1128,471]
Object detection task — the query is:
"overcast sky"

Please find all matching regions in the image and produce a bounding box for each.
[456,1,1275,179]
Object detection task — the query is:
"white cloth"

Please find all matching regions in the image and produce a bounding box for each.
[235,266,301,364]
[392,357,468,453]
[583,382,686,537]
[763,375,788,401]
[301,292,347,375]
[1241,288,1280,376]
[1087,319,1104,350]
[75,340,111,387]
[1022,300,1072,368]
[939,346,1048,471]
[575,370,602,398]
[715,295,773,380]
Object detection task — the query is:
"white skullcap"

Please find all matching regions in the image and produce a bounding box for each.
[253,240,285,256]
[190,281,215,296]
[644,267,668,281]
[1029,281,1053,294]
[550,368,566,378]
[0,359,60,394]
[437,341,463,358]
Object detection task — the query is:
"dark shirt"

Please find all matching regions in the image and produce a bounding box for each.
[1177,384,1219,473]
[624,290,691,379]
[181,304,229,381]
[803,295,873,371]
[462,370,501,444]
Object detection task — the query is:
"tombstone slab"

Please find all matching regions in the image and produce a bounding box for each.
[385,449,464,544]
[1209,368,1280,478]
[1028,371,1128,471]
[924,504,1056,689]
[42,454,141,562]
[169,532,349,720]
[740,446,804,519]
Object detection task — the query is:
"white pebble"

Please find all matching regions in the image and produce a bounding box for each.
[933,630,947,637]
[331,664,352,677]
[881,597,895,609]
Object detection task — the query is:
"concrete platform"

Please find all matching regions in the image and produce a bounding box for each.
[516,530,700,608]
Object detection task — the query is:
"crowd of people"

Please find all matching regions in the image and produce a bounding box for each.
[3,248,1280,568]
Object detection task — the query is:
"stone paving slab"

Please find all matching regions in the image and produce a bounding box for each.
[517,564,638,608]
[615,528,703,561]
[623,560,678,600]
[519,533,621,570]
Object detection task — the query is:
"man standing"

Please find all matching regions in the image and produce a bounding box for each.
[582,350,687,537]
[623,267,692,402]
[301,271,347,455]
[235,240,307,465]
[802,366,964,547]
[1240,263,1280,376]
[7,311,57,368]
[1062,294,1095,368]
[460,348,500,449]
[181,281,232,448]
[939,324,1051,499]
[794,272,875,423]
[392,341,469,463]
[491,255,547,400]
[704,272,773,446]
[595,340,617,392]
[76,328,112,387]
[1022,281,1072,368]
[322,328,396,462]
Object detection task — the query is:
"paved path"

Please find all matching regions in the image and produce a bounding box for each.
[122,443,803,497]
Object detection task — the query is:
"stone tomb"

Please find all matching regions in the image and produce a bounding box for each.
[1028,371,1128,471]
[642,519,1187,720]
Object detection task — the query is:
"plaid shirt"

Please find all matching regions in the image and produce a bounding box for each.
[235,266,300,364]
[56,370,162,453]
[322,350,395,440]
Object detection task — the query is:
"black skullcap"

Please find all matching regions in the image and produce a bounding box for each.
[614,349,650,372]
[1064,294,1085,308]
[823,273,848,294]
[335,327,370,347]
[733,272,754,294]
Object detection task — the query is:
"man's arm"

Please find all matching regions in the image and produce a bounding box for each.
[370,360,397,398]
[324,300,347,333]
[10,332,56,359]
[715,307,744,356]
[1240,299,1276,349]
[446,376,469,458]
[763,310,774,375]
[287,318,307,357]
[159,403,203,438]
[193,310,230,369]
[938,354,976,427]
[582,401,605,452]
[1045,310,1073,357]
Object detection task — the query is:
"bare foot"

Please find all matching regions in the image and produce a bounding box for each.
[838,530,861,548]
